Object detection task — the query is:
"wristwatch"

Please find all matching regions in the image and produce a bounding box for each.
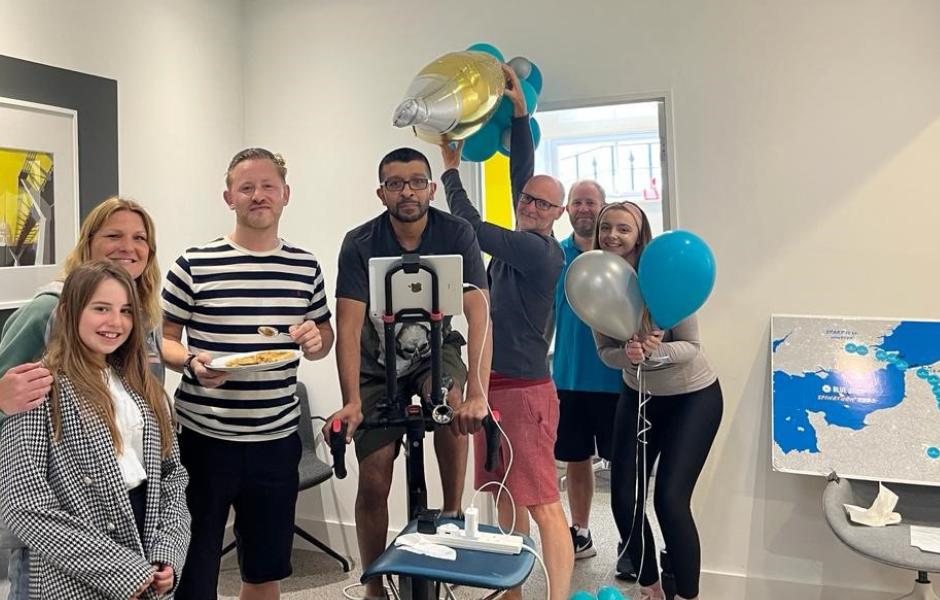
[182,353,197,378]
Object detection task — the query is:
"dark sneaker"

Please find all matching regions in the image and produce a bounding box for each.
[615,540,638,581]
[570,525,597,559]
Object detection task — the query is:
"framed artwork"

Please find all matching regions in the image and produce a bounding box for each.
[0,97,79,309]
[0,54,117,320]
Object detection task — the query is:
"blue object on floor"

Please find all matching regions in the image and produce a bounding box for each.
[362,518,536,591]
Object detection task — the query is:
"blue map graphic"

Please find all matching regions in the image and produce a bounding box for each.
[773,319,940,455]
[879,322,940,368]
[773,366,905,453]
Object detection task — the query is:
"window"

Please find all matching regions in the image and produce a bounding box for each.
[477,98,672,240]
[536,100,669,239]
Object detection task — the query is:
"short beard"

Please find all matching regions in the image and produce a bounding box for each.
[389,203,429,224]
[572,220,595,238]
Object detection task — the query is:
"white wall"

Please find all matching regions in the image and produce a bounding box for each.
[243,0,940,598]
[6,0,940,597]
[0,0,245,294]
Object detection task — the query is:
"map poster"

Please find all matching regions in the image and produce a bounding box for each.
[771,314,940,486]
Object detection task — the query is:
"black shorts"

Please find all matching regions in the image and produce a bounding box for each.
[554,389,620,462]
[355,341,468,461]
[175,428,302,599]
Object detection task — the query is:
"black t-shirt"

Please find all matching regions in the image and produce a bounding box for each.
[336,207,488,379]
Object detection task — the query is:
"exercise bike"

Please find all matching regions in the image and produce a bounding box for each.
[329,253,502,600]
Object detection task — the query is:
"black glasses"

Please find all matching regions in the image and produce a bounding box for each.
[518,192,562,211]
[382,178,430,192]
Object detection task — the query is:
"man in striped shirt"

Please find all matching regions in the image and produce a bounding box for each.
[162,148,334,600]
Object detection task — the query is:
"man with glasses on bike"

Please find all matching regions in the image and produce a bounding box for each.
[437,66,573,600]
[326,147,492,600]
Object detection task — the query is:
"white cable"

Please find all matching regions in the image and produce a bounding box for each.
[342,582,394,600]
[462,283,517,536]
[469,479,519,539]
[521,544,550,600]
[635,363,652,596]
[606,360,653,594]
[463,282,553,600]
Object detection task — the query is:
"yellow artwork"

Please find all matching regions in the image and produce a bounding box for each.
[0,148,55,268]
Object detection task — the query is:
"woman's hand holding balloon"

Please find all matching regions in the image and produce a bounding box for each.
[501,64,527,117]
[626,336,646,365]
[626,331,664,365]
[642,330,664,356]
[440,140,464,171]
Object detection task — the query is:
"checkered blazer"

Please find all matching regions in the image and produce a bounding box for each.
[0,372,190,599]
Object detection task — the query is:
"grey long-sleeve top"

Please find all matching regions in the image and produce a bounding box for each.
[593,314,718,396]
[442,116,564,379]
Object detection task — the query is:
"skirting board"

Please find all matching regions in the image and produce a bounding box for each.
[699,570,914,600]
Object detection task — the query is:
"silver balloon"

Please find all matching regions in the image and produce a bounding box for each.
[564,250,645,341]
[500,127,512,152]
[508,56,533,80]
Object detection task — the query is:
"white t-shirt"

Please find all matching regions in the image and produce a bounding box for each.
[108,370,147,489]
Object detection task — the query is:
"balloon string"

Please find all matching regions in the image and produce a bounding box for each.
[620,362,652,598]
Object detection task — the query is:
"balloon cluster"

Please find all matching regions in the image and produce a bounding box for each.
[461,42,544,163]
[565,231,716,338]
[570,586,632,600]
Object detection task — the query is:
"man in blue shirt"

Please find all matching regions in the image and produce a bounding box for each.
[552,180,634,578]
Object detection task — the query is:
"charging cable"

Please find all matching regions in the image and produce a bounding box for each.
[521,544,550,600]
[462,283,518,536]
[461,283,550,600]
[342,581,393,600]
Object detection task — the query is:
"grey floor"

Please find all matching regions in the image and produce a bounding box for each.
[0,467,655,599]
[216,467,657,600]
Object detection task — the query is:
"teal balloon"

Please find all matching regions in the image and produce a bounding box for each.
[638,230,716,329]
[521,80,539,114]
[498,118,542,156]
[570,592,596,600]
[526,62,544,95]
[492,96,515,127]
[597,587,626,600]
[466,43,504,63]
[461,122,501,162]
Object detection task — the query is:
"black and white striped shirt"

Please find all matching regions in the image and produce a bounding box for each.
[162,236,331,441]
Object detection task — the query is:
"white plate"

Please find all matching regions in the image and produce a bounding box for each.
[209,350,303,372]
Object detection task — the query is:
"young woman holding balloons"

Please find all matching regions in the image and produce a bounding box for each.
[591,201,723,600]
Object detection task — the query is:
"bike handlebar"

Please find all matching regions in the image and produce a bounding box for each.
[328,411,502,480]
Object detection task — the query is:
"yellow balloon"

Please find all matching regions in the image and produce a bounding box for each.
[393,51,506,144]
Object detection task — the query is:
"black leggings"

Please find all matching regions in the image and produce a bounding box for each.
[610,380,722,599]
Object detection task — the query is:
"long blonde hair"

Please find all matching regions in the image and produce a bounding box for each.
[45,260,174,457]
[594,201,657,333]
[62,197,162,329]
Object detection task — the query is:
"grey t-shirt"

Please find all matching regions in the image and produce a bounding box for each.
[336,208,488,380]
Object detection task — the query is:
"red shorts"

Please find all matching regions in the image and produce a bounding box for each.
[473,375,561,507]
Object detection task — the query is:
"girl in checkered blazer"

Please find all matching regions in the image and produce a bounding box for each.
[0,260,190,599]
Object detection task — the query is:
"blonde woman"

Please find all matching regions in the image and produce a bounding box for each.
[0,197,165,599]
